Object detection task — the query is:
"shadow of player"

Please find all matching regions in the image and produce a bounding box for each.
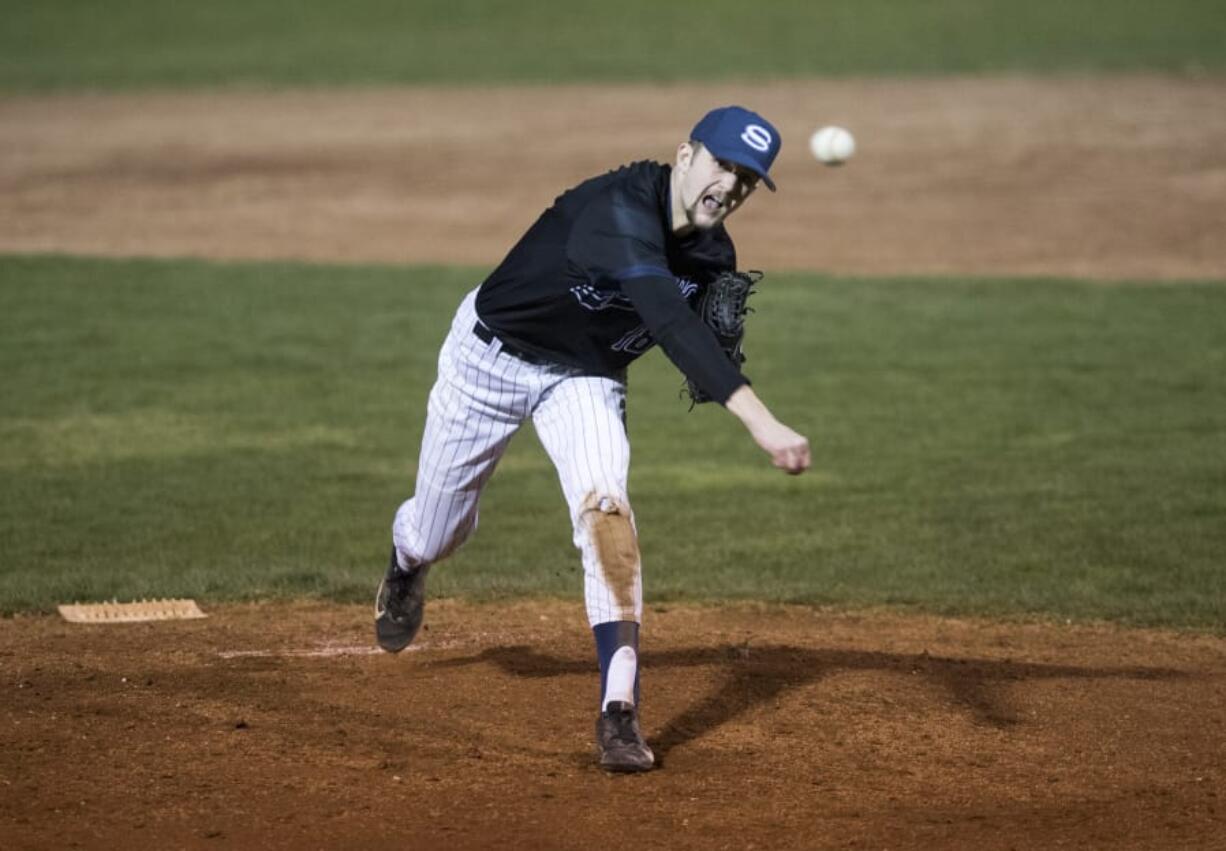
[429,643,1187,762]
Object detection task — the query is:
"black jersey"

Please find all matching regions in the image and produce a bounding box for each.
[475,160,748,404]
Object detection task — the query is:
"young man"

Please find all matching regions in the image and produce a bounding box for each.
[375,105,810,773]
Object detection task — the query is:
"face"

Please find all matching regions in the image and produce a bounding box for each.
[671,142,760,233]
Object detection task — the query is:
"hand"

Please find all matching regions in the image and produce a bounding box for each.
[751,419,811,475]
[724,385,811,475]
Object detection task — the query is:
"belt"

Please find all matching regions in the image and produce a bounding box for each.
[472,322,552,366]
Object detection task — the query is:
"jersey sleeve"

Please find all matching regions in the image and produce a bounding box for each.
[570,188,748,405]
[620,276,749,404]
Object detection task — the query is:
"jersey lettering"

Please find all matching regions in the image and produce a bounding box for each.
[573,276,699,313]
[571,283,636,312]
[607,276,703,355]
[611,325,655,355]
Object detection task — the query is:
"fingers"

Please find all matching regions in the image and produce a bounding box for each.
[774,454,808,474]
[773,441,811,475]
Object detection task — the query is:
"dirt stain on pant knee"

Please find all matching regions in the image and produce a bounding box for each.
[580,492,640,612]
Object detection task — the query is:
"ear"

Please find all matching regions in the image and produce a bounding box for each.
[675,141,695,171]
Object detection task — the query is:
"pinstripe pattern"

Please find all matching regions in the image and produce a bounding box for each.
[392,289,640,627]
[533,374,636,625]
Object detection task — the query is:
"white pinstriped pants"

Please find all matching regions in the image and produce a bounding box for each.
[392,289,641,626]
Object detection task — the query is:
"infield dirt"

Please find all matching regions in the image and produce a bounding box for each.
[2,76,1225,849]
[2,75,1225,280]
[3,601,1225,850]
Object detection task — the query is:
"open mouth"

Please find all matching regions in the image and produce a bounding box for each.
[701,194,724,214]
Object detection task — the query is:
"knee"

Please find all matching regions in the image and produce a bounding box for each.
[579,492,635,535]
[580,492,641,605]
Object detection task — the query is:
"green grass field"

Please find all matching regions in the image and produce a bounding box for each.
[4,3,1223,631]
[2,256,1222,628]
[3,0,1225,91]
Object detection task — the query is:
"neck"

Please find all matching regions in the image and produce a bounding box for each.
[668,169,694,237]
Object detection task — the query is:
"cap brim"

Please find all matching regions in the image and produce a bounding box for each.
[707,146,776,192]
[737,163,776,192]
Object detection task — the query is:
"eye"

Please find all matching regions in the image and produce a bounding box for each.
[733,169,759,191]
[716,158,757,188]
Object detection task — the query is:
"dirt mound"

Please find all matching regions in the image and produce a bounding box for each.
[2,601,1222,849]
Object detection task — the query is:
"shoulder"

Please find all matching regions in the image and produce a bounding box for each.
[603,160,668,212]
[574,161,669,234]
[565,160,664,199]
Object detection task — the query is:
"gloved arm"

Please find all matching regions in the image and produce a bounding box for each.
[619,274,748,405]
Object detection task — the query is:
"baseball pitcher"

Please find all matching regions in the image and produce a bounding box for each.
[375,105,810,772]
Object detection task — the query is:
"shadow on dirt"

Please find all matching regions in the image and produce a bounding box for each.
[430,644,1187,761]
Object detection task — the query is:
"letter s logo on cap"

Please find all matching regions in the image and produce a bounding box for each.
[740,124,772,153]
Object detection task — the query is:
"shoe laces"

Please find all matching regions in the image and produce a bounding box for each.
[606,709,641,745]
[384,568,418,606]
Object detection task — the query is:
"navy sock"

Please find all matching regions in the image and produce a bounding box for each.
[593,620,640,707]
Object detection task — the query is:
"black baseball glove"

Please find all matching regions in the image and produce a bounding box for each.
[683,269,763,407]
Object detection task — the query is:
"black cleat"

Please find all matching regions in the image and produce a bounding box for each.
[374,546,428,653]
[596,701,655,773]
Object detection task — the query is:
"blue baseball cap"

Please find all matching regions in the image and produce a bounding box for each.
[690,105,782,191]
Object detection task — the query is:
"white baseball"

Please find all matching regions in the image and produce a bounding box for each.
[809,126,856,165]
